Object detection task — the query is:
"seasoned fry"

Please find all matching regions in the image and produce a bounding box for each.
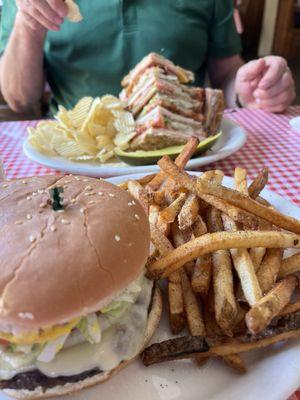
[118,174,157,190]
[201,193,260,229]
[207,207,237,335]
[178,194,200,231]
[127,180,149,213]
[171,221,194,275]
[221,354,247,373]
[249,247,266,272]
[150,224,185,333]
[181,270,205,336]
[221,213,262,306]
[199,170,224,184]
[256,248,284,294]
[248,167,269,199]
[147,231,300,279]
[159,193,186,224]
[149,204,169,236]
[192,215,208,237]
[278,252,300,278]
[191,254,212,296]
[168,281,186,334]
[246,275,298,334]
[279,300,300,317]
[234,167,248,195]
[197,179,300,234]
[147,137,199,191]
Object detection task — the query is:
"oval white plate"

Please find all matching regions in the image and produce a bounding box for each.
[23,118,246,177]
[3,172,299,400]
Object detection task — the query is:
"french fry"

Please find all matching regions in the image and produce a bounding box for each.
[192,215,208,237]
[221,213,263,306]
[171,221,194,275]
[256,248,284,294]
[118,173,157,190]
[149,205,170,237]
[234,167,248,195]
[127,180,149,213]
[249,247,266,272]
[207,207,237,335]
[199,170,224,185]
[181,270,205,336]
[178,194,200,231]
[279,300,300,317]
[245,275,298,334]
[147,137,199,191]
[278,252,300,278]
[191,254,212,296]
[157,157,300,234]
[147,231,300,279]
[150,224,185,333]
[248,167,269,199]
[159,193,186,224]
[221,353,247,373]
[197,179,300,234]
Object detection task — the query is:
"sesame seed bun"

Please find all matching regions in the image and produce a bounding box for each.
[0,175,150,332]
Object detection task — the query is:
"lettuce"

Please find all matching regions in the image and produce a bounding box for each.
[77,313,101,344]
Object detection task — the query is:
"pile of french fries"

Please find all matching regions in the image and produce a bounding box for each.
[120,137,300,373]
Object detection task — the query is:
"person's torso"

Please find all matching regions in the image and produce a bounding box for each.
[45,0,215,110]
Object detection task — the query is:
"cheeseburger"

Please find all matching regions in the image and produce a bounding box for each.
[0,175,162,398]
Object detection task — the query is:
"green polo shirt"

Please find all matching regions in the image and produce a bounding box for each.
[0,0,241,112]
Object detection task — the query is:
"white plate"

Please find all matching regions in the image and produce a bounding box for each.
[23,119,246,177]
[3,172,299,400]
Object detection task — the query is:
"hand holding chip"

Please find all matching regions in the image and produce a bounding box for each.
[16,0,82,32]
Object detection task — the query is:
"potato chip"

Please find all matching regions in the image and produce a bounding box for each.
[65,0,83,23]
[28,94,136,164]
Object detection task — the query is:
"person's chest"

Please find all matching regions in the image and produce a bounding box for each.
[46,0,214,77]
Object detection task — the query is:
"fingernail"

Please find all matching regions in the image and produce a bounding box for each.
[253,90,259,98]
[255,98,261,104]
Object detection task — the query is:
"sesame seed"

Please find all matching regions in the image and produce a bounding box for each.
[26,214,32,220]
[22,180,27,184]
[32,192,38,197]
[84,192,95,196]
[115,235,121,242]
[75,176,81,181]
[98,191,103,196]
[26,196,32,201]
[132,200,136,205]
[37,189,44,194]
[88,200,95,205]
[71,198,76,203]
[80,208,85,213]
[61,219,70,225]
[109,193,115,198]
[14,220,23,225]
[128,202,133,207]
[18,312,34,320]
[2,184,8,188]
[128,242,133,247]
[50,225,56,232]
[57,209,64,213]
[85,185,92,190]
[29,235,36,243]
[39,202,47,208]
[134,214,140,220]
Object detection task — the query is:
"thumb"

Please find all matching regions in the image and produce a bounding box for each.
[238,59,266,82]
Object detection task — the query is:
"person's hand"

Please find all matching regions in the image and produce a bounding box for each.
[16,0,68,32]
[235,56,295,113]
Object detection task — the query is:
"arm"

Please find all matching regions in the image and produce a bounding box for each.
[0,1,68,113]
[0,15,46,112]
[207,55,244,108]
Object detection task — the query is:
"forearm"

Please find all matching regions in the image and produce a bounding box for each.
[0,13,46,112]
[219,65,243,107]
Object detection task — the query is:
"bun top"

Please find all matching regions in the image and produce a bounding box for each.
[0,175,150,331]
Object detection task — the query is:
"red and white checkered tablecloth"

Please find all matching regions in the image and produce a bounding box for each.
[0,107,300,399]
[0,106,299,205]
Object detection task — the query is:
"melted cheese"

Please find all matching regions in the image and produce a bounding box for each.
[0,277,153,380]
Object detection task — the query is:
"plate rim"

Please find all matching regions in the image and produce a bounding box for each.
[23,119,247,177]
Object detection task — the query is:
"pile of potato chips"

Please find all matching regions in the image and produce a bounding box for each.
[28,95,136,163]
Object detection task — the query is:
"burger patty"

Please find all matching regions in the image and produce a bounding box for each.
[0,368,101,391]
